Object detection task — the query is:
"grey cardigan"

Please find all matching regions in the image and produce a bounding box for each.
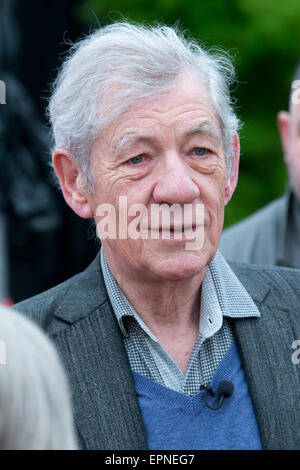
[14,253,300,450]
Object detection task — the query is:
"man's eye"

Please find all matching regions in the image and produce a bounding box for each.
[128,155,145,165]
[192,148,208,157]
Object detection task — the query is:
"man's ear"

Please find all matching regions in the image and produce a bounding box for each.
[52,149,93,219]
[277,111,290,162]
[224,132,240,206]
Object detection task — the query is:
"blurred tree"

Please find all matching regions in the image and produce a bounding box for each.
[74,0,300,226]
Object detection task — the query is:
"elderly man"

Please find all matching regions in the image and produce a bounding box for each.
[15,23,300,450]
[220,60,300,267]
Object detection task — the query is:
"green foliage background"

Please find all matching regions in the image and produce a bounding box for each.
[75,0,300,227]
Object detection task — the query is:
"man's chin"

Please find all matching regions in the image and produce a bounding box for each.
[148,251,209,282]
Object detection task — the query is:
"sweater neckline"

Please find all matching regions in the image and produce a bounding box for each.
[132,340,238,416]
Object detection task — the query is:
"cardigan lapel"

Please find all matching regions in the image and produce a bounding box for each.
[230,263,300,450]
[52,254,148,450]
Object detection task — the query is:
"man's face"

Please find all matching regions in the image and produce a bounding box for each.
[278,102,300,200]
[86,74,238,282]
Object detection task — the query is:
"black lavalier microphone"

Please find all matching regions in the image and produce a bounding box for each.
[203,380,234,411]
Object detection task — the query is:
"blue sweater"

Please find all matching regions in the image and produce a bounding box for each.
[133,341,262,450]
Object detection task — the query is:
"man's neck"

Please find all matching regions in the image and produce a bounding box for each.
[103,250,205,373]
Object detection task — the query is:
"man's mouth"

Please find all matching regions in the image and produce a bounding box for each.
[147,224,201,239]
[158,223,198,231]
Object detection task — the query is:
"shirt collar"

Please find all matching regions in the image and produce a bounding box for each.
[100,248,157,339]
[209,250,260,319]
[100,247,260,339]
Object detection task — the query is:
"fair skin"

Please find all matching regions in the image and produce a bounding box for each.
[278,101,300,201]
[53,73,240,373]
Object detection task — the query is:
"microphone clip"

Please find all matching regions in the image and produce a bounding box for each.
[203,380,234,411]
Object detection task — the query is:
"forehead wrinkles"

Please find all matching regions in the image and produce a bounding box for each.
[108,118,223,161]
[105,82,222,155]
[141,101,218,124]
[113,85,218,130]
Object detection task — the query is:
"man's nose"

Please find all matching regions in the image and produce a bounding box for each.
[152,152,200,205]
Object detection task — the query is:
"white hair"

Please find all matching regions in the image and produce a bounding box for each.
[49,21,241,190]
[0,306,77,450]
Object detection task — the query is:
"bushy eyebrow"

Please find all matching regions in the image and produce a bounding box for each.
[184,121,221,141]
[110,131,152,159]
[109,120,222,159]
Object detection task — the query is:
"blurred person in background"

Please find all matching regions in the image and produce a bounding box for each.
[220,60,300,267]
[0,305,77,450]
